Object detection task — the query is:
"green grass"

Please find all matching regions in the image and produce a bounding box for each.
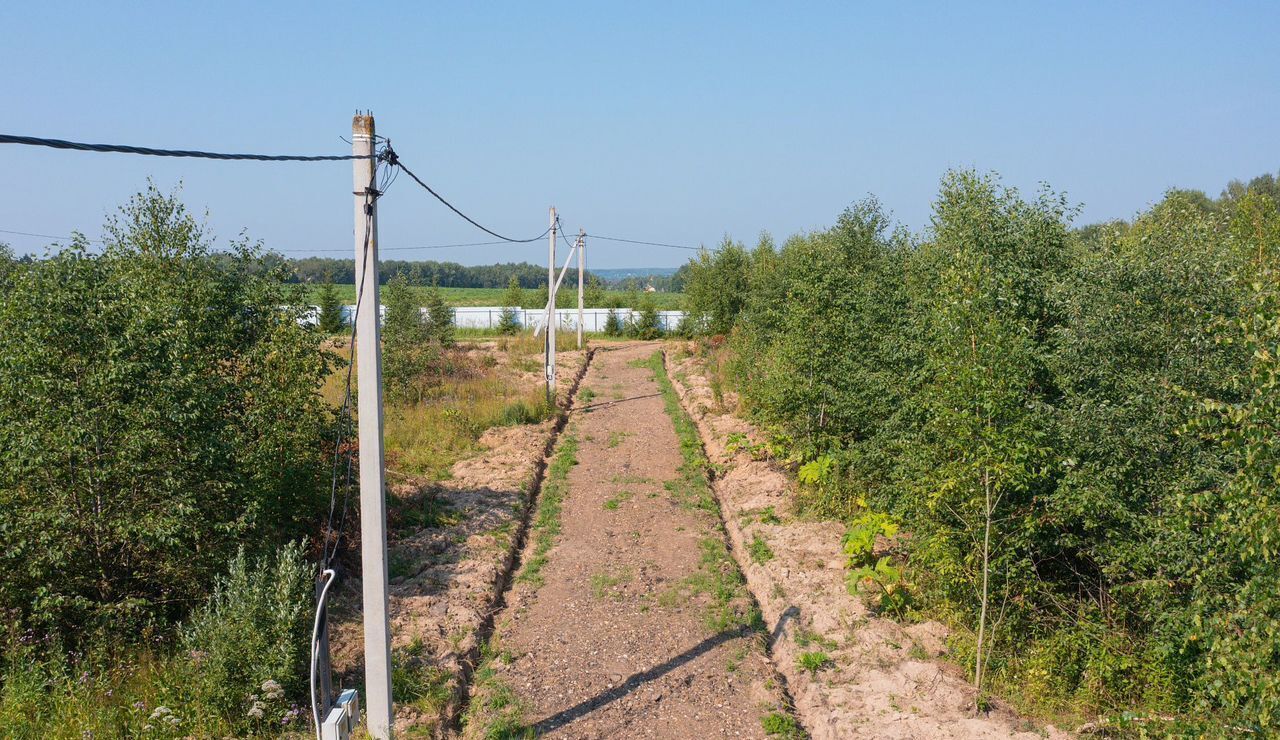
[603,490,634,510]
[589,568,633,599]
[305,284,684,310]
[462,659,533,739]
[516,433,579,588]
[748,533,775,564]
[392,637,454,728]
[797,650,834,676]
[761,711,802,738]
[645,349,764,633]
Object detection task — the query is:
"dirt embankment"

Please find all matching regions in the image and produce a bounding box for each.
[663,347,1068,740]
[328,345,591,737]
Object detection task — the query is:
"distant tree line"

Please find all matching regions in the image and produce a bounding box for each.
[287,257,597,289]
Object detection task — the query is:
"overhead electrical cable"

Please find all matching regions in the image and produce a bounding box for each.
[0,133,369,161]
[381,146,551,244]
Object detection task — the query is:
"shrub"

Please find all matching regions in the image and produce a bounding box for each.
[0,184,332,644]
[422,280,454,346]
[604,308,624,337]
[182,543,312,728]
[627,293,663,339]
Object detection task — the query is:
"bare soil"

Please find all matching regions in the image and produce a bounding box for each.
[465,342,792,739]
[664,346,1069,739]
[328,345,589,737]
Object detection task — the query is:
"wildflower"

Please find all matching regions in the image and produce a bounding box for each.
[261,678,284,701]
[149,706,171,720]
[247,699,266,720]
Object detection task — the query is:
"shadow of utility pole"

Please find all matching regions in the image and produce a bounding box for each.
[532,623,756,734]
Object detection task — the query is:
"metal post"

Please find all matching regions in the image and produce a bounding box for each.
[352,112,393,738]
[577,229,584,349]
[546,207,557,403]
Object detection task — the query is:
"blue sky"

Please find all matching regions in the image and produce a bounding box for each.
[1,1,1277,268]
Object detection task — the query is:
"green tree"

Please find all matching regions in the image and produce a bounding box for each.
[1181,266,1280,731]
[382,275,434,402]
[0,184,332,643]
[604,308,624,337]
[584,274,605,307]
[628,293,663,339]
[422,280,454,346]
[683,236,751,335]
[498,275,523,334]
[316,277,347,333]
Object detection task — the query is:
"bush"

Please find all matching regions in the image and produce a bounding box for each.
[382,274,439,403]
[0,184,332,645]
[684,168,1280,724]
[498,276,523,335]
[627,293,663,339]
[181,543,312,727]
[604,308,624,337]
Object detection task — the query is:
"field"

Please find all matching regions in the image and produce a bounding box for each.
[303,283,685,310]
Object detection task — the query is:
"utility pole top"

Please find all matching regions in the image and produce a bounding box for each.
[352,114,375,137]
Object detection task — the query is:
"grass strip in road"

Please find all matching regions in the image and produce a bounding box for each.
[647,351,763,633]
[515,432,579,589]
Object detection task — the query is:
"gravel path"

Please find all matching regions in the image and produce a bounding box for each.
[465,342,791,739]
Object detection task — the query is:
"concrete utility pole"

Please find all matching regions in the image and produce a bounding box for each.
[577,229,585,349]
[546,207,557,403]
[352,112,393,739]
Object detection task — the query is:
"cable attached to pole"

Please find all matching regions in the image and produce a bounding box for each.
[310,568,338,738]
[0,133,369,161]
[380,145,551,243]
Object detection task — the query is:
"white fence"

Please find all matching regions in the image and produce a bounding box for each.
[454,307,686,333]
[303,306,686,333]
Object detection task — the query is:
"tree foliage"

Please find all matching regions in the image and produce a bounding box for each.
[683,169,1280,727]
[0,184,333,644]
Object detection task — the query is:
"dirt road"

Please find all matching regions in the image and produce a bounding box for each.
[465,342,793,738]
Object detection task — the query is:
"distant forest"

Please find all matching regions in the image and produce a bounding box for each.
[285,256,689,291]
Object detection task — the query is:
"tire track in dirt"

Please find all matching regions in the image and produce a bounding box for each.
[464,342,794,739]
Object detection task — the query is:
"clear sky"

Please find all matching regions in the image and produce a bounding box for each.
[1,1,1277,268]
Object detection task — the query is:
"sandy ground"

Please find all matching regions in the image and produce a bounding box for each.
[465,342,792,739]
[664,346,1069,740]
[327,345,589,737]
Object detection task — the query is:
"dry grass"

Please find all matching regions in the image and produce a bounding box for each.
[320,337,555,481]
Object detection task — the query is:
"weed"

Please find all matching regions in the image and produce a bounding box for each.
[748,533,775,564]
[761,711,802,738]
[606,430,629,448]
[578,387,597,403]
[589,569,632,599]
[795,628,837,651]
[797,650,834,676]
[603,490,634,510]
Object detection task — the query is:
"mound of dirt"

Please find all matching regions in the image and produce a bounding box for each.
[664,347,1068,740]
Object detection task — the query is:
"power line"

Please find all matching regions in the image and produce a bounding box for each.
[382,147,551,243]
[0,133,369,161]
[0,228,101,244]
[584,233,702,251]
